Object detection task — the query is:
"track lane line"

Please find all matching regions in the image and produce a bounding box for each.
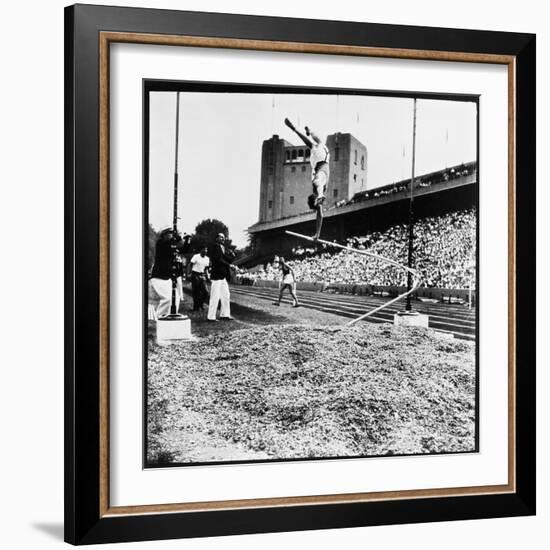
[233,287,476,327]
[231,288,475,339]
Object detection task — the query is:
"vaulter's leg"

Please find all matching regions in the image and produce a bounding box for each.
[311,167,328,240]
[314,203,324,240]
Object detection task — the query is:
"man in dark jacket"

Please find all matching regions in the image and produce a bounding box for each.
[207,233,235,321]
[149,228,191,318]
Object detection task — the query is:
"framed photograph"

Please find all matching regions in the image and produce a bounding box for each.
[65,4,536,545]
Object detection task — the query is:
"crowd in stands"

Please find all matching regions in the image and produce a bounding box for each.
[348,183,407,205]
[242,209,476,290]
[260,163,476,220]
[344,163,476,208]
[418,163,474,187]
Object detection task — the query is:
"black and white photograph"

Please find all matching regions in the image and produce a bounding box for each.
[145,82,479,467]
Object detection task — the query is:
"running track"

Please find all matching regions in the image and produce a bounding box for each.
[231,285,476,341]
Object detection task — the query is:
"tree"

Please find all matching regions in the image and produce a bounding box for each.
[234,231,255,261]
[147,223,159,273]
[191,218,232,251]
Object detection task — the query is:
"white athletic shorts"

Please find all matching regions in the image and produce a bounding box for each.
[282,274,294,285]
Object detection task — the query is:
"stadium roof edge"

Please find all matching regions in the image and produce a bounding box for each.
[249,168,477,234]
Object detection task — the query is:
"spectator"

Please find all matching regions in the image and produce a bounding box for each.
[149,228,191,318]
[207,233,235,321]
[189,246,210,311]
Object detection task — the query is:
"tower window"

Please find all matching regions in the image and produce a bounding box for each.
[354,149,357,165]
[291,149,297,161]
[285,150,291,162]
[268,200,273,209]
[290,196,295,204]
[354,174,357,183]
[361,155,365,170]
[333,188,338,198]
[305,149,310,159]
[301,165,306,172]
[298,149,304,159]
[291,166,296,173]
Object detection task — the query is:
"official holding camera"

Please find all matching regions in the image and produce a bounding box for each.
[149,228,191,318]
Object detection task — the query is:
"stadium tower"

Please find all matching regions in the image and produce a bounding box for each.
[259,133,368,222]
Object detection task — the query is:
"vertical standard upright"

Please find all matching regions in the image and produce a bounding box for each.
[156,91,193,343]
[170,91,182,316]
[394,98,429,329]
[406,98,417,312]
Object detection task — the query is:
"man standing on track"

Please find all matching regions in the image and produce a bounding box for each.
[284,117,330,240]
[189,246,210,311]
[207,233,235,322]
[272,256,300,308]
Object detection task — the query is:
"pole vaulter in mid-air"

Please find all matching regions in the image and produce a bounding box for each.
[283,116,421,324]
[284,117,329,240]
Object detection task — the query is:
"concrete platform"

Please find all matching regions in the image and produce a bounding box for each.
[393,311,429,328]
[156,315,194,345]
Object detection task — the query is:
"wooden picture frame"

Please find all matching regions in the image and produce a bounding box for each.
[65,3,536,545]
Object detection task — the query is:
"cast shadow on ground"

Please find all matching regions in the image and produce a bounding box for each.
[31,522,64,541]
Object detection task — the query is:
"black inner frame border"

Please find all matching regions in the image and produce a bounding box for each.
[142,78,480,469]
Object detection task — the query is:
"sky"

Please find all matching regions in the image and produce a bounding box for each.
[148,91,477,247]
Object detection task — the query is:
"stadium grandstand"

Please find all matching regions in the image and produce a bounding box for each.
[242,209,476,290]
[239,157,477,300]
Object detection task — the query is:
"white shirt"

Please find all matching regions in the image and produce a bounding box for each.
[190,254,210,273]
[309,141,329,168]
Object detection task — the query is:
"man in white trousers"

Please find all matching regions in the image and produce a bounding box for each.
[207,233,235,322]
[149,228,190,318]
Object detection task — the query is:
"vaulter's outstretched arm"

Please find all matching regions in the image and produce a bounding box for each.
[304,126,321,145]
[284,118,313,148]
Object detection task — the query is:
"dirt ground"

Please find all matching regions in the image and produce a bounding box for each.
[165,284,351,337]
[147,316,476,465]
